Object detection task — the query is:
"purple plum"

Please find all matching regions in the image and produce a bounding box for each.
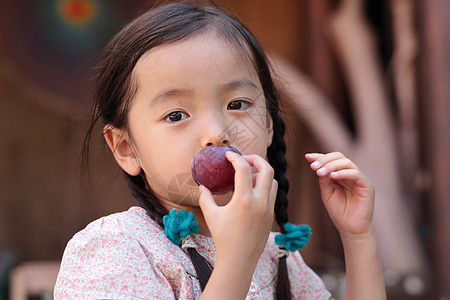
[192,145,241,195]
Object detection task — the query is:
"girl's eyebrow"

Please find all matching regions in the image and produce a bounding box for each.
[221,79,259,92]
[150,88,191,108]
[149,79,259,107]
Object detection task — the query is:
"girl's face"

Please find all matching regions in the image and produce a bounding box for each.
[109,30,273,210]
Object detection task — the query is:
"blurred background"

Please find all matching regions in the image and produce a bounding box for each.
[0,0,449,299]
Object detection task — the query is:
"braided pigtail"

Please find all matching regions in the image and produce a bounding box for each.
[267,110,292,300]
[266,79,311,299]
[186,248,214,290]
[162,209,214,290]
[126,171,168,227]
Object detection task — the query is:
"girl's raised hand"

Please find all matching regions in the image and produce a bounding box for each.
[198,152,277,266]
[305,152,375,237]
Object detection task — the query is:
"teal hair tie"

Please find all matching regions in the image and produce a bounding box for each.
[275,223,311,252]
[163,209,200,245]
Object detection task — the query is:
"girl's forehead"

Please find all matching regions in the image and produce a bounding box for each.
[135,30,257,79]
[130,31,263,109]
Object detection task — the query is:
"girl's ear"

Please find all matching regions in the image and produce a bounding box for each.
[266,114,274,148]
[104,125,141,176]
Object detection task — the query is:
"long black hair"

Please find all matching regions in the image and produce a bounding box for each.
[83,2,292,298]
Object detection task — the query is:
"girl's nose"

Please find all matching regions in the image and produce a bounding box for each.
[205,138,230,147]
[201,117,231,147]
[203,130,230,147]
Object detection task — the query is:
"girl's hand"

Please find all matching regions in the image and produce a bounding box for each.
[198,153,277,300]
[305,152,375,237]
[198,152,277,266]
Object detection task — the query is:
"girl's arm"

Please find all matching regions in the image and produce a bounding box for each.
[198,152,277,299]
[306,152,386,300]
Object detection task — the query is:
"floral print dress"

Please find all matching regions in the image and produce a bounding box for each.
[54,206,331,299]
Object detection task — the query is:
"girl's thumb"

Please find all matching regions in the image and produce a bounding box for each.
[318,175,334,202]
[198,185,217,213]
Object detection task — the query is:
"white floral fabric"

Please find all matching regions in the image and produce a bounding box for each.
[54,206,331,299]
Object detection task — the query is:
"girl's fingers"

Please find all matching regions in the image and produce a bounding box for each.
[252,173,258,186]
[226,151,253,193]
[305,152,320,163]
[269,179,278,207]
[224,152,275,213]
[330,169,372,188]
[306,152,358,175]
[306,151,369,191]
[314,158,357,177]
[241,154,275,195]
[198,185,218,215]
[306,152,343,163]
[318,173,334,197]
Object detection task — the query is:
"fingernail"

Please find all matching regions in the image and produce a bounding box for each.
[311,161,320,168]
[317,167,327,175]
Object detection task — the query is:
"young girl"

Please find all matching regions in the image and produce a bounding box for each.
[54,2,385,299]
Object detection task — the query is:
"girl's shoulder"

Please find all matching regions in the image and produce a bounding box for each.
[65,206,184,258]
[69,206,163,245]
[55,207,199,299]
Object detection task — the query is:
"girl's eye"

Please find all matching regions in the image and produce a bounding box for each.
[165,111,188,123]
[227,99,252,110]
